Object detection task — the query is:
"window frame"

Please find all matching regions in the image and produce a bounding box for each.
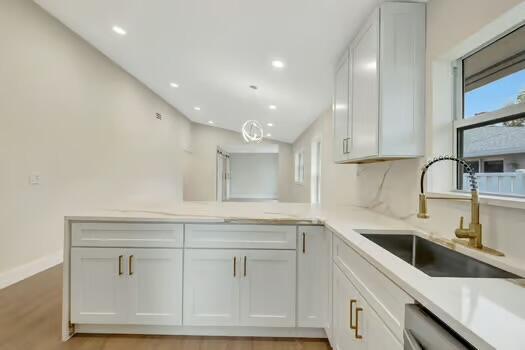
[294,150,304,185]
[453,23,525,196]
[310,139,322,204]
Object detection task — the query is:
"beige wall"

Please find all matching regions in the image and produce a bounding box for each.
[0,0,192,276]
[291,109,358,205]
[183,123,293,202]
[291,0,525,264]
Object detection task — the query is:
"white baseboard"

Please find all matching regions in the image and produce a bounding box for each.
[0,250,63,289]
[75,324,327,338]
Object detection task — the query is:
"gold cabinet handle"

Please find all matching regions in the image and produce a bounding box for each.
[302,232,306,254]
[118,255,124,275]
[355,307,363,339]
[129,255,134,276]
[243,256,247,277]
[350,299,357,330]
[233,256,237,277]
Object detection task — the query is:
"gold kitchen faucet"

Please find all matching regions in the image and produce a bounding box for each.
[417,156,503,256]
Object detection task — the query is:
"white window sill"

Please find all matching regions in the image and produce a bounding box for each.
[427,191,525,210]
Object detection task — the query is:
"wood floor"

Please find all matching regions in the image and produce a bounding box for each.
[0,265,331,350]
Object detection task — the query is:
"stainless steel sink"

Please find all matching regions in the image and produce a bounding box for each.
[359,232,520,278]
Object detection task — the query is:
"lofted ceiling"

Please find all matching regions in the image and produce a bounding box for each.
[34,0,382,143]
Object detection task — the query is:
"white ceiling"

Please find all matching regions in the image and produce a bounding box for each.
[34,0,381,143]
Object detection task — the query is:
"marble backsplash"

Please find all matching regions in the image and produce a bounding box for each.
[348,158,525,266]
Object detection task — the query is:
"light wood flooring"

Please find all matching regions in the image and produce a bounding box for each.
[0,265,331,350]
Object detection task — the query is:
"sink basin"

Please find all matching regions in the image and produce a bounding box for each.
[359,232,520,278]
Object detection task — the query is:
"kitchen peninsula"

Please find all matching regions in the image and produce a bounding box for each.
[63,202,525,350]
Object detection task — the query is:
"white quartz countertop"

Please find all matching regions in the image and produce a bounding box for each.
[66,201,525,350]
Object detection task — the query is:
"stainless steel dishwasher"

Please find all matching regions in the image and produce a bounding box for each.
[404,304,476,350]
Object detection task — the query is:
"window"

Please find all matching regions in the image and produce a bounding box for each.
[483,159,504,173]
[310,140,322,204]
[455,24,525,197]
[466,160,480,173]
[294,150,304,184]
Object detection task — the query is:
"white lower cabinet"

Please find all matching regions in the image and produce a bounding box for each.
[183,249,241,326]
[297,226,329,328]
[68,222,407,344]
[240,250,296,327]
[365,300,401,350]
[333,265,401,350]
[183,249,296,327]
[71,248,127,324]
[126,248,183,325]
[333,264,359,350]
[70,247,183,325]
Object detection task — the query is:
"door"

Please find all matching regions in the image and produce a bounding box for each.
[333,49,351,163]
[240,250,296,327]
[70,248,126,324]
[127,249,183,325]
[332,265,364,350]
[297,226,329,328]
[216,150,224,201]
[183,249,240,326]
[351,10,379,160]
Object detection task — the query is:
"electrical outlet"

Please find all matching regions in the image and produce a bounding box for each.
[29,173,41,185]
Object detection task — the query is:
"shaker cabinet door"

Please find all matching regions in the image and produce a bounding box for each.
[297,226,329,328]
[183,249,241,326]
[126,249,183,326]
[239,250,296,327]
[333,265,364,350]
[351,10,379,160]
[70,248,127,324]
[334,50,351,163]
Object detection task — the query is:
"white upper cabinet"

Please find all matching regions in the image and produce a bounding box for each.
[351,10,380,160]
[333,50,351,163]
[297,226,329,328]
[333,2,425,163]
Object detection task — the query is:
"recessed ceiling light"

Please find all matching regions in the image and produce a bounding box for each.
[112,26,127,36]
[194,106,201,111]
[208,120,214,124]
[268,105,277,110]
[267,122,274,127]
[271,60,285,69]
[170,82,179,88]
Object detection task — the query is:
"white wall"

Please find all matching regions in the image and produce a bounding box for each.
[291,109,358,205]
[183,122,293,202]
[229,153,279,199]
[0,0,192,281]
[291,0,525,266]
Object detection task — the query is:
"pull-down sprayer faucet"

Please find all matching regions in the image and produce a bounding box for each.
[417,155,502,254]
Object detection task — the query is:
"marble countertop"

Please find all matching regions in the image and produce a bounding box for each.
[66,201,525,350]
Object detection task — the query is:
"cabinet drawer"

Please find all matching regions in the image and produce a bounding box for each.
[185,224,296,249]
[72,223,183,248]
[333,235,413,342]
